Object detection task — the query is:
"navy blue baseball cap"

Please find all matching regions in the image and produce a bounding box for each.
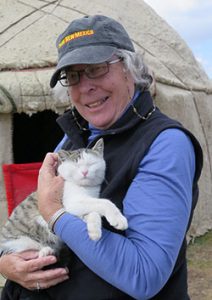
[50,15,135,88]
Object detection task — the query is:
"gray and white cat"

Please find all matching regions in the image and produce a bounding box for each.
[0,139,128,258]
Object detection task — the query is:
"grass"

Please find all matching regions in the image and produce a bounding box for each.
[187,230,212,300]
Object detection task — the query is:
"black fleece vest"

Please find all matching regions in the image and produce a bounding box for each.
[2,92,203,300]
[49,91,202,300]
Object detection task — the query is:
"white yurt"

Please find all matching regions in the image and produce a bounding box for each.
[0,0,212,238]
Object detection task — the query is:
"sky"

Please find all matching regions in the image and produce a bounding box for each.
[144,0,212,79]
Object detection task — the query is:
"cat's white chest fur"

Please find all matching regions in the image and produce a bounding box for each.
[62,181,101,214]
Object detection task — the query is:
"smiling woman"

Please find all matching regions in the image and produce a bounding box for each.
[1,3,211,299]
[0,14,204,300]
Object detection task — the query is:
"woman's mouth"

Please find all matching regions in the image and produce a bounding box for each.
[86,96,108,109]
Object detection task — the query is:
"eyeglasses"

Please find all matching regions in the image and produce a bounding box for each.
[59,57,123,87]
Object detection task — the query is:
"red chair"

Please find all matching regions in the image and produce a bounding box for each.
[2,162,42,215]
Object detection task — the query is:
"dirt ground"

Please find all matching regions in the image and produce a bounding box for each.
[187,230,212,299]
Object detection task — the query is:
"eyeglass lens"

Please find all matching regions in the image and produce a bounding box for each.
[59,58,122,87]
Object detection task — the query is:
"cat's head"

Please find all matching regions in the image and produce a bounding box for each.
[57,138,106,186]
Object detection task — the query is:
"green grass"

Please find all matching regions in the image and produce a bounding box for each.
[187,230,212,300]
[188,230,212,246]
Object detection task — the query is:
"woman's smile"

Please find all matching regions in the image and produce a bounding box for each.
[86,96,109,109]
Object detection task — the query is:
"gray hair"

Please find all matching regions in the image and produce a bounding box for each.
[115,49,153,91]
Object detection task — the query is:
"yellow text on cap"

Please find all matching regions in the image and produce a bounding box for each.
[59,30,95,48]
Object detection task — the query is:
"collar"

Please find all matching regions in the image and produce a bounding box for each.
[57,90,156,142]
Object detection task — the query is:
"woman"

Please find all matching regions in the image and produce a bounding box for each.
[0,15,203,300]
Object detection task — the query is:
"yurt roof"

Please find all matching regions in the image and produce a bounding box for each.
[0,0,211,115]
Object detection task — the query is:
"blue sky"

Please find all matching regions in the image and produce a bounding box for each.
[144,0,212,79]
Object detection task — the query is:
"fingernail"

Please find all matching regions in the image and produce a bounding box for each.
[49,256,57,263]
[61,268,68,275]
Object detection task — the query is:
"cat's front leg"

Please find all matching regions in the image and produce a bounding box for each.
[83,212,102,241]
[100,200,128,231]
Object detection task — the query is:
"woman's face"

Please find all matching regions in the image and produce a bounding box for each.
[68,59,135,129]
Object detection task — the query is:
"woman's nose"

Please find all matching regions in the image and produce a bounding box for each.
[78,73,97,92]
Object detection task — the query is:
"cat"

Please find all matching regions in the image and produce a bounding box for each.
[0,138,128,258]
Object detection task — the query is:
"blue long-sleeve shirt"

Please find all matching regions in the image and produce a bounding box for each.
[54,128,195,299]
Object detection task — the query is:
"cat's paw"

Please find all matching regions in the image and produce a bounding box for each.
[84,212,102,241]
[106,211,128,231]
[39,246,55,257]
[88,228,102,241]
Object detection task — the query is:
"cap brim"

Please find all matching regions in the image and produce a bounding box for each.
[50,45,117,88]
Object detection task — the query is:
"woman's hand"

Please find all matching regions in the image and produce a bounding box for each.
[0,251,69,290]
[37,152,64,222]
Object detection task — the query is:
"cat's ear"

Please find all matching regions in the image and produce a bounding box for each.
[92,138,104,156]
[57,150,69,163]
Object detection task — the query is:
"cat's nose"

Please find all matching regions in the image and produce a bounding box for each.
[82,170,88,177]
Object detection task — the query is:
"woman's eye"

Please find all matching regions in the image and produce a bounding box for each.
[68,72,78,80]
[89,66,107,77]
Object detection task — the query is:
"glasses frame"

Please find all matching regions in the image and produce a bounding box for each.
[59,57,123,87]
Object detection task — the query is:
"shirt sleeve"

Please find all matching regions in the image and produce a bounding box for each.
[54,128,195,299]
[54,134,68,152]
